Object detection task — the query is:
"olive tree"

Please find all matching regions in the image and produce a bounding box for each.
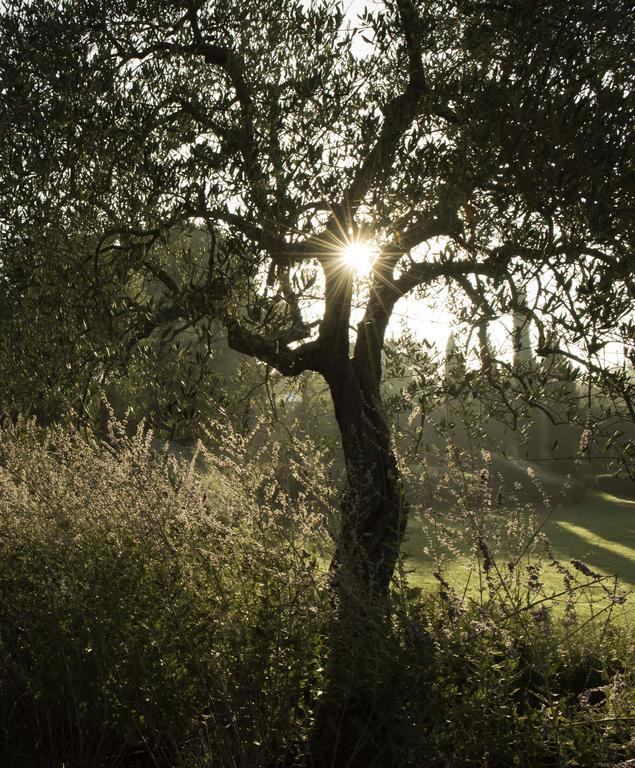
[1,0,633,593]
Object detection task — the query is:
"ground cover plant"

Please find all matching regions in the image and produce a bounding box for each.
[0,419,633,767]
[0,419,330,767]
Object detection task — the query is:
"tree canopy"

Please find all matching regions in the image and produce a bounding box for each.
[1,0,634,586]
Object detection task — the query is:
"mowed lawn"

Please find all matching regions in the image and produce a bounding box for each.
[403,490,635,623]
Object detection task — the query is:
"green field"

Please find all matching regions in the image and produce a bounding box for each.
[403,490,635,624]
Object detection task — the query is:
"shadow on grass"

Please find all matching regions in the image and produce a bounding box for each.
[546,521,635,590]
[403,490,635,616]
[543,491,635,587]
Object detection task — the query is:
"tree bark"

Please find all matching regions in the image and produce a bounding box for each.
[327,358,408,594]
[307,357,408,768]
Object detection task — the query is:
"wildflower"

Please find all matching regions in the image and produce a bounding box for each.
[570,559,602,580]
[526,564,543,593]
[611,593,627,606]
[531,605,550,627]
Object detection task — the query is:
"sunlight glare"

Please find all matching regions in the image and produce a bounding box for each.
[341,241,376,276]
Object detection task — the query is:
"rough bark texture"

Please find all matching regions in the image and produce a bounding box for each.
[307,352,409,767]
[328,359,408,593]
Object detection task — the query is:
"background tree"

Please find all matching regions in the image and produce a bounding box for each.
[1,0,633,595]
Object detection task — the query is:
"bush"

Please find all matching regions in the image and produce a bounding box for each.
[388,594,635,767]
[0,419,329,767]
[0,419,632,767]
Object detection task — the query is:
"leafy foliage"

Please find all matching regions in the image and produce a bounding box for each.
[1,3,634,763]
[0,418,329,767]
[0,419,633,767]
[1,0,632,423]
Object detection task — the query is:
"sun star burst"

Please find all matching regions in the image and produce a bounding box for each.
[342,241,376,276]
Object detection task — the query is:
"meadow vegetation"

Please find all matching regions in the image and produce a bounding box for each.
[403,469,635,622]
[1,418,633,767]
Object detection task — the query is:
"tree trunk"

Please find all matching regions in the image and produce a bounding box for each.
[327,359,408,593]
[307,359,408,768]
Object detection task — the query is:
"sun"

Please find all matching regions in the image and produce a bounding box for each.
[341,240,376,276]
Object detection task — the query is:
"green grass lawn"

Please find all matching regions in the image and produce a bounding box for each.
[402,490,635,624]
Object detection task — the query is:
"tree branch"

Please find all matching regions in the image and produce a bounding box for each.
[321,0,429,234]
[226,320,322,376]
[184,5,271,217]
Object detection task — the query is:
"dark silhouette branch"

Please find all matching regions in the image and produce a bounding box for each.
[226,320,322,376]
